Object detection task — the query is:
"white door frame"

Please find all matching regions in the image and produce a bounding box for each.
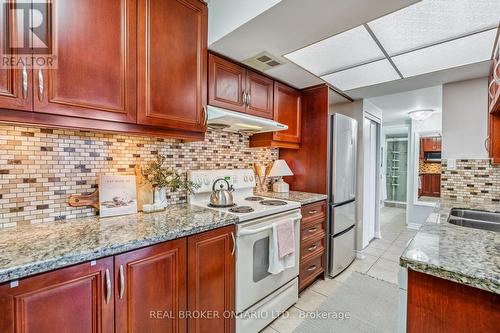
[363,113,382,245]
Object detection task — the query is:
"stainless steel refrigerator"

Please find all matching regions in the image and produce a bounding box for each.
[328,113,357,277]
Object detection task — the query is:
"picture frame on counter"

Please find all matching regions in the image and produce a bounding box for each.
[99,175,138,218]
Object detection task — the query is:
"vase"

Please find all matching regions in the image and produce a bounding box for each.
[153,186,168,208]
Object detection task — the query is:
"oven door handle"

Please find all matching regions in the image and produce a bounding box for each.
[238,217,301,236]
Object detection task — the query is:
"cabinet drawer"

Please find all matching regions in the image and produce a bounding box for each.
[301,201,326,224]
[300,236,325,262]
[301,219,325,243]
[299,254,324,289]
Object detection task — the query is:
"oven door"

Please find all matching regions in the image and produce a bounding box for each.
[235,209,301,313]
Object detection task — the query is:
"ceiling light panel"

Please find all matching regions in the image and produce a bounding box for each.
[368,0,500,55]
[392,28,497,78]
[321,59,400,91]
[284,25,384,76]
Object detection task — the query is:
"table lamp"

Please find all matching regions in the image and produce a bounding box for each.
[268,160,293,193]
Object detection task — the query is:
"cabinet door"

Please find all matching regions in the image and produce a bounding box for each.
[245,70,274,119]
[422,175,432,196]
[137,0,207,132]
[273,82,302,143]
[0,258,114,333]
[115,238,187,333]
[208,54,246,113]
[34,0,137,123]
[435,137,442,151]
[422,138,432,152]
[0,1,32,111]
[432,175,441,196]
[188,225,235,333]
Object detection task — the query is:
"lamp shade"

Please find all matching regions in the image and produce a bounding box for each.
[268,160,293,177]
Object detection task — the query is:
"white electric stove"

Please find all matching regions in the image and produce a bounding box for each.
[188,169,301,333]
[187,169,300,221]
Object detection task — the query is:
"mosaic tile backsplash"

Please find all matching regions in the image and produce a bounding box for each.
[441,159,500,204]
[419,160,441,174]
[0,125,278,228]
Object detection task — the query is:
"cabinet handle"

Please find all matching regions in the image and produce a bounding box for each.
[202,106,208,126]
[485,137,489,153]
[105,268,111,304]
[307,265,317,272]
[119,265,125,299]
[246,92,251,106]
[308,227,317,233]
[22,65,28,99]
[307,244,317,252]
[489,80,496,99]
[231,232,236,256]
[308,210,318,214]
[494,61,500,84]
[38,68,44,102]
[242,91,247,106]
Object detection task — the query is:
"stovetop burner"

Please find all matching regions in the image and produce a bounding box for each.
[229,206,254,213]
[208,203,236,208]
[260,200,288,206]
[244,196,264,201]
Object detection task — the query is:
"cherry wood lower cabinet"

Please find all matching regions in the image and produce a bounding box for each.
[299,201,326,292]
[407,270,500,333]
[188,225,235,333]
[420,174,440,197]
[0,257,114,333]
[115,238,187,333]
[0,226,235,333]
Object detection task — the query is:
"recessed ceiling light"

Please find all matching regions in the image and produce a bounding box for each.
[321,59,400,91]
[368,0,500,55]
[284,25,384,76]
[408,109,434,121]
[392,28,496,78]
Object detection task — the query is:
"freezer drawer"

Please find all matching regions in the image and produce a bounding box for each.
[331,200,356,235]
[329,226,355,277]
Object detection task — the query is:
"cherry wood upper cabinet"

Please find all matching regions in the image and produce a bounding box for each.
[0,1,32,112]
[208,54,246,113]
[245,71,274,119]
[115,238,187,333]
[137,0,208,132]
[273,82,302,144]
[0,258,114,333]
[208,54,274,119]
[188,225,235,333]
[34,0,137,123]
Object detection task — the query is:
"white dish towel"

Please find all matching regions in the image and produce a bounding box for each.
[268,219,295,275]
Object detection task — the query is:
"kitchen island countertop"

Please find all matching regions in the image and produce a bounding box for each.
[255,190,327,205]
[0,204,238,284]
[400,199,500,294]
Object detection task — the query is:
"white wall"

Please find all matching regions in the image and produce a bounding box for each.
[442,77,488,159]
[207,0,281,45]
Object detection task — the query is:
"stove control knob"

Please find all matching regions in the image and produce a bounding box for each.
[249,175,254,182]
[196,178,202,186]
[203,177,210,185]
[244,175,248,182]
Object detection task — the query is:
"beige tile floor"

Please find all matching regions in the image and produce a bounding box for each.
[262,206,415,333]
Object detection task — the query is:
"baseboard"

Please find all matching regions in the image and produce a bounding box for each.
[355,250,365,259]
[406,223,421,230]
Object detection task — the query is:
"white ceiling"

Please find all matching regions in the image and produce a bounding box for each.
[209,0,419,89]
[367,85,442,123]
[209,0,499,99]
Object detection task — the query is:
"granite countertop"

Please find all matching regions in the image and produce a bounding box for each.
[0,204,238,284]
[255,190,327,205]
[400,199,500,294]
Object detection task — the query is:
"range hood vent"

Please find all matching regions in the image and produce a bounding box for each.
[207,105,287,135]
[242,51,285,72]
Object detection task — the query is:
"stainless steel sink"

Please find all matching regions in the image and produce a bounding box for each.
[448,208,500,232]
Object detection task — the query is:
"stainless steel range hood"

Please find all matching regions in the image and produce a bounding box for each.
[207,105,287,134]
